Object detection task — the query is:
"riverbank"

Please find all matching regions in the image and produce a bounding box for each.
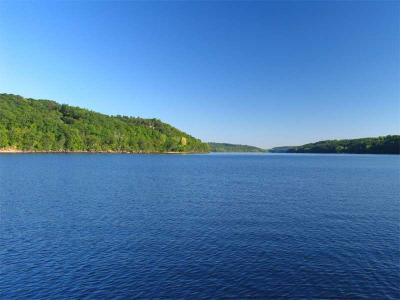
[0,148,207,154]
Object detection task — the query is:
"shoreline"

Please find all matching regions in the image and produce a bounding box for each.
[0,149,208,154]
[1,149,397,155]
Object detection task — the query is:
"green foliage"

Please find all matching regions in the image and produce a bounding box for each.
[285,136,400,154]
[0,93,210,153]
[0,125,8,147]
[208,142,266,153]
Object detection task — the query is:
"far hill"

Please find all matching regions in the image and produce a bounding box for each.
[208,142,266,153]
[0,93,210,153]
[269,136,399,154]
[267,146,293,153]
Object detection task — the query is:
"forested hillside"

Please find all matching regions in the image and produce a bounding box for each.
[283,136,399,154]
[267,146,293,153]
[208,142,266,152]
[0,94,210,153]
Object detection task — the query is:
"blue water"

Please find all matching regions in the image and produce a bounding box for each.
[1,153,399,299]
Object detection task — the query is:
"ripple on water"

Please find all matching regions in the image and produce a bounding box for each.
[1,154,399,299]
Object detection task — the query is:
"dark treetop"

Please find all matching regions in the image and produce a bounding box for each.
[208,142,266,153]
[0,93,210,153]
[269,136,400,154]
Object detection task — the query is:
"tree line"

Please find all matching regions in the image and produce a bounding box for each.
[208,142,266,152]
[285,136,400,154]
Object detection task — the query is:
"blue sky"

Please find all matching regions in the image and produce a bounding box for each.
[0,1,399,148]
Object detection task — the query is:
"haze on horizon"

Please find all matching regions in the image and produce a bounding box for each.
[0,1,399,148]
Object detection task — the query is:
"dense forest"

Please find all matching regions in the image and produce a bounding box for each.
[269,136,400,154]
[208,142,266,153]
[0,94,210,153]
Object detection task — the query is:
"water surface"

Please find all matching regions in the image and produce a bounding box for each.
[1,154,399,299]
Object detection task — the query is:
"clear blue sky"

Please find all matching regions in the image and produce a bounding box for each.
[0,1,399,148]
